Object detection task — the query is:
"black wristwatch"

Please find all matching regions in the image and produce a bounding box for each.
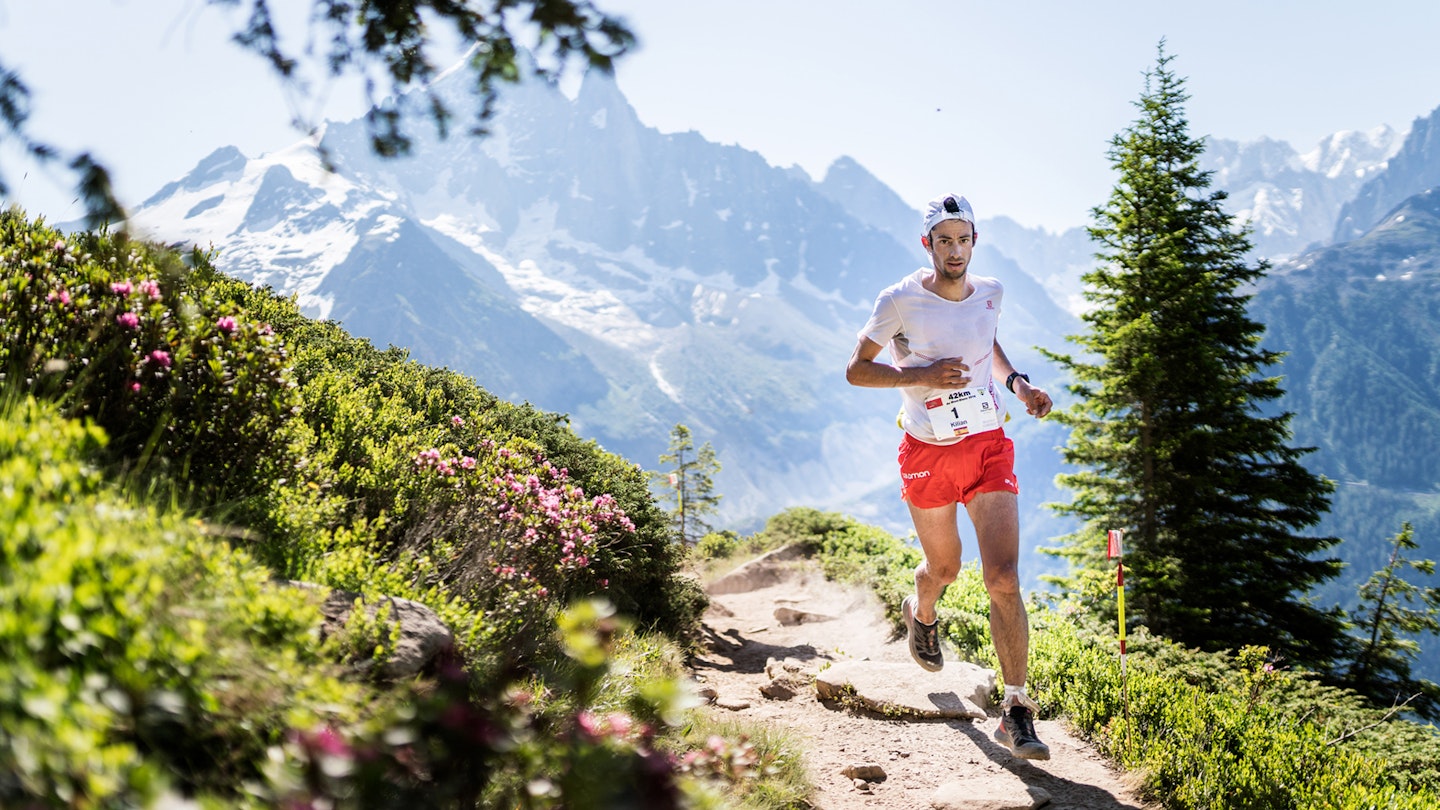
[1005,371,1030,394]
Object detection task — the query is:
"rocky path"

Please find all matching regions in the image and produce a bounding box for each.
[690,547,1155,810]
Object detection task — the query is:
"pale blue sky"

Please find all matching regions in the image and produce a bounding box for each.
[3,0,1439,232]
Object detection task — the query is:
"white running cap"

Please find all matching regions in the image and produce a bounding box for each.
[921,193,976,238]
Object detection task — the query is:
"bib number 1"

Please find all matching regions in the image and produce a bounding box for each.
[925,383,1001,440]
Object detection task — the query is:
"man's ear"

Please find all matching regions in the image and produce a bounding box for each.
[920,235,930,250]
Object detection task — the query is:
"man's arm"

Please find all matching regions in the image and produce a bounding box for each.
[991,339,1052,418]
[847,337,972,389]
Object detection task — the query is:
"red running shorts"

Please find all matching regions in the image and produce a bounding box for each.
[897,429,1018,508]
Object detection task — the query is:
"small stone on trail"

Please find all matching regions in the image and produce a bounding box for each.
[764,656,811,679]
[714,697,751,711]
[841,763,886,781]
[774,606,837,625]
[760,679,801,700]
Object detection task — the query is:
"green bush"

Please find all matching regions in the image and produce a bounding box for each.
[1026,602,1440,809]
[695,531,742,560]
[0,397,366,805]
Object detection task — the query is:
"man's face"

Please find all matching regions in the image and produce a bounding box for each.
[926,219,974,282]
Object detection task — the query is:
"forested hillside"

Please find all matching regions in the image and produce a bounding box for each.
[1254,187,1440,680]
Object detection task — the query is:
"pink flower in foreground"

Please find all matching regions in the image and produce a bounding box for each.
[451,415,464,427]
[130,382,142,392]
[577,711,603,739]
[137,279,162,300]
[110,281,133,296]
[46,289,71,305]
[116,312,140,330]
[147,350,172,368]
[215,316,238,334]
[607,712,634,737]
[291,725,351,760]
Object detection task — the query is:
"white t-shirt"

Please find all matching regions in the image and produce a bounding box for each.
[858,269,1007,445]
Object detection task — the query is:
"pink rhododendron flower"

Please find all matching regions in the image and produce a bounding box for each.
[302,725,351,758]
[607,712,634,737]
[110,281,133,296]
[138,279,162,300]
[116,312,140,329]
[147,350,172,368]
[577,711,602,739]
[451,415,464,426]
[215,316,238,334]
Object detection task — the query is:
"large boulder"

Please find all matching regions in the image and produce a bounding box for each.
[290,582,455,680]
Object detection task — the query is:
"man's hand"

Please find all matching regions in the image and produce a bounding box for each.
[1014,378,1052,418]
[913,357,972,389]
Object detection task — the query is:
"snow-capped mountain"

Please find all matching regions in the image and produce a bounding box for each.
[954,128,1403,324]
[128,68,1076,551]
[1334,105,1440,243]
[1203,127,1401,259]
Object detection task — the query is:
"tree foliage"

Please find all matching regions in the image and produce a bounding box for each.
[1346,522,1440,716]
[655,423,721,545]
[0,0,633,227]
[1043,43,1347,671]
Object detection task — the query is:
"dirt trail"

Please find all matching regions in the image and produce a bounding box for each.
[690,552,1154,809]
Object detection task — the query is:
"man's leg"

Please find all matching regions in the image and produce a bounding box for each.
[966,490,1027,688]
[969,489,1050,760]
[908,501,964,624]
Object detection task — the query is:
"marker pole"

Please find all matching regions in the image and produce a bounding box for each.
[1107,529,1129,731]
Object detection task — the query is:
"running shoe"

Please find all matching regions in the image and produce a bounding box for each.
[994,703,1051,761]
[901,594,944,672]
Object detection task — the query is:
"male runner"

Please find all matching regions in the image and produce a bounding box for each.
[845,192,1054,760]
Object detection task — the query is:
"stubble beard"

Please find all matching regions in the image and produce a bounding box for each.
[939,262,966,283]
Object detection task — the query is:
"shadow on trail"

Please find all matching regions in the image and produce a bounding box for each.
[951,720,1139,810]
[694,622,828,675]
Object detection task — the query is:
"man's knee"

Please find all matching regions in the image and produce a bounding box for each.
[983,561,1021,597]
[919,559,961,586]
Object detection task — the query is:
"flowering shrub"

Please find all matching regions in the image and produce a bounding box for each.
[0,211,296,499]
[402,436,640,646]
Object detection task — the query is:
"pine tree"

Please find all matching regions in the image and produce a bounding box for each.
[1044,43,1346,670]
[656,423,722,544]
[1346,523,1440,717]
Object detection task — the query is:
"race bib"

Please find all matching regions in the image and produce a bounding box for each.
[924,383,1001,440]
